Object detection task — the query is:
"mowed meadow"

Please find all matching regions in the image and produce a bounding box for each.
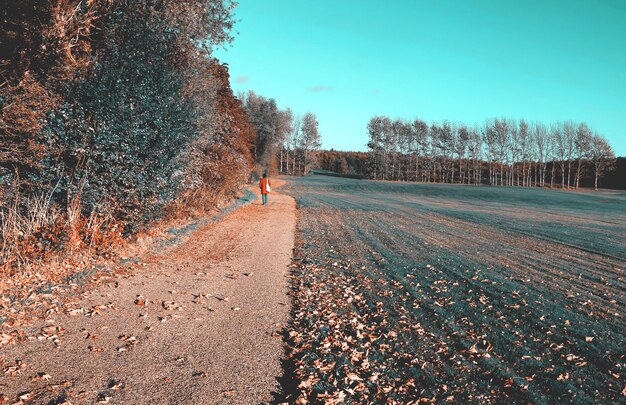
[283,175,625,404]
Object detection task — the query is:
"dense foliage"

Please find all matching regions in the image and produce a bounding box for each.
[239,91,292,175]
[602,157,626,190]
[0,0,254,270]
[315,151,369,177]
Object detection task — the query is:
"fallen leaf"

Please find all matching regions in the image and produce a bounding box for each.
[221,389,237,397]
[31,372,51,382]
[0,333,13,346]
[346,373,362,382]
[66,308,84,316]
[41,325,58,336]
[557,373,570,381]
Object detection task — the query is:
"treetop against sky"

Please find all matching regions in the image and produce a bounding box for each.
[215,0,626,156]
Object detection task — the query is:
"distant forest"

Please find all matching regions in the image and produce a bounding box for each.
[313,117,623,190]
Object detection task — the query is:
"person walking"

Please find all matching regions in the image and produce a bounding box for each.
[259,173,271,205]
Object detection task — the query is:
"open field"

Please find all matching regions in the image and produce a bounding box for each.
[283,175,626,404]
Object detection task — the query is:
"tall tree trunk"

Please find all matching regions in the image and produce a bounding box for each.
[451,158,455,184]
[415,154,419,182]
[474,160,482,184]
[567,160,572,189]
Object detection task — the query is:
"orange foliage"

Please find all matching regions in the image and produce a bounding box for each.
[209,62,256,159]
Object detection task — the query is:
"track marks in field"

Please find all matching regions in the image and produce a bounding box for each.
[284,176,626,404]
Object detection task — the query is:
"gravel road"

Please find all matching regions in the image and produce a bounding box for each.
[1,184,296,404]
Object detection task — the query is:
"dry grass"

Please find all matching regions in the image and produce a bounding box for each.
[1,183,58,272]
[0,179,122,275]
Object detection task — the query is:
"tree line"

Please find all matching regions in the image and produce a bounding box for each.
[0,0,256,271]
[0,0,323,271]
[239,91,322,177]
[316,151,369,178]
[364,116,617,190]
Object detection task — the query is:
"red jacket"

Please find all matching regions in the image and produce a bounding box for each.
[259,177,271,194]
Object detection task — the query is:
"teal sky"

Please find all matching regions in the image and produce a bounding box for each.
[214,0,626,156]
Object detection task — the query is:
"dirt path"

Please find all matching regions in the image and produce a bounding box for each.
[1,184,296,404]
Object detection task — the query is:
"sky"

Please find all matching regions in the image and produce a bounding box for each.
[214,0,626,156]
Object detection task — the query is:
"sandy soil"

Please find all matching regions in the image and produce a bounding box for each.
[0,182,296,404]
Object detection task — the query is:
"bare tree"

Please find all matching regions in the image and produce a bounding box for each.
[552,123,567,189]
[589,134,615,190]
[563,121,577,188]
[456,125,469,184]
[483,120,498,185]
[507,119,519,186]
[493,118,510,186]
[468,126,483,184]
[279,108,293,174]
[388,119,404,181]
[533,122,549,187]
[409,119,429,182]
[574,123,592,189]
[300,112,321,175]
[284,114,302,175]
[525,122,537,187]
[435,121,455,183]
[367,116,390,180]
[393,119,413,181]
[518,119,530,186]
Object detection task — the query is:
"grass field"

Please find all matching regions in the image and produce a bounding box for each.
[282,175,625,404]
